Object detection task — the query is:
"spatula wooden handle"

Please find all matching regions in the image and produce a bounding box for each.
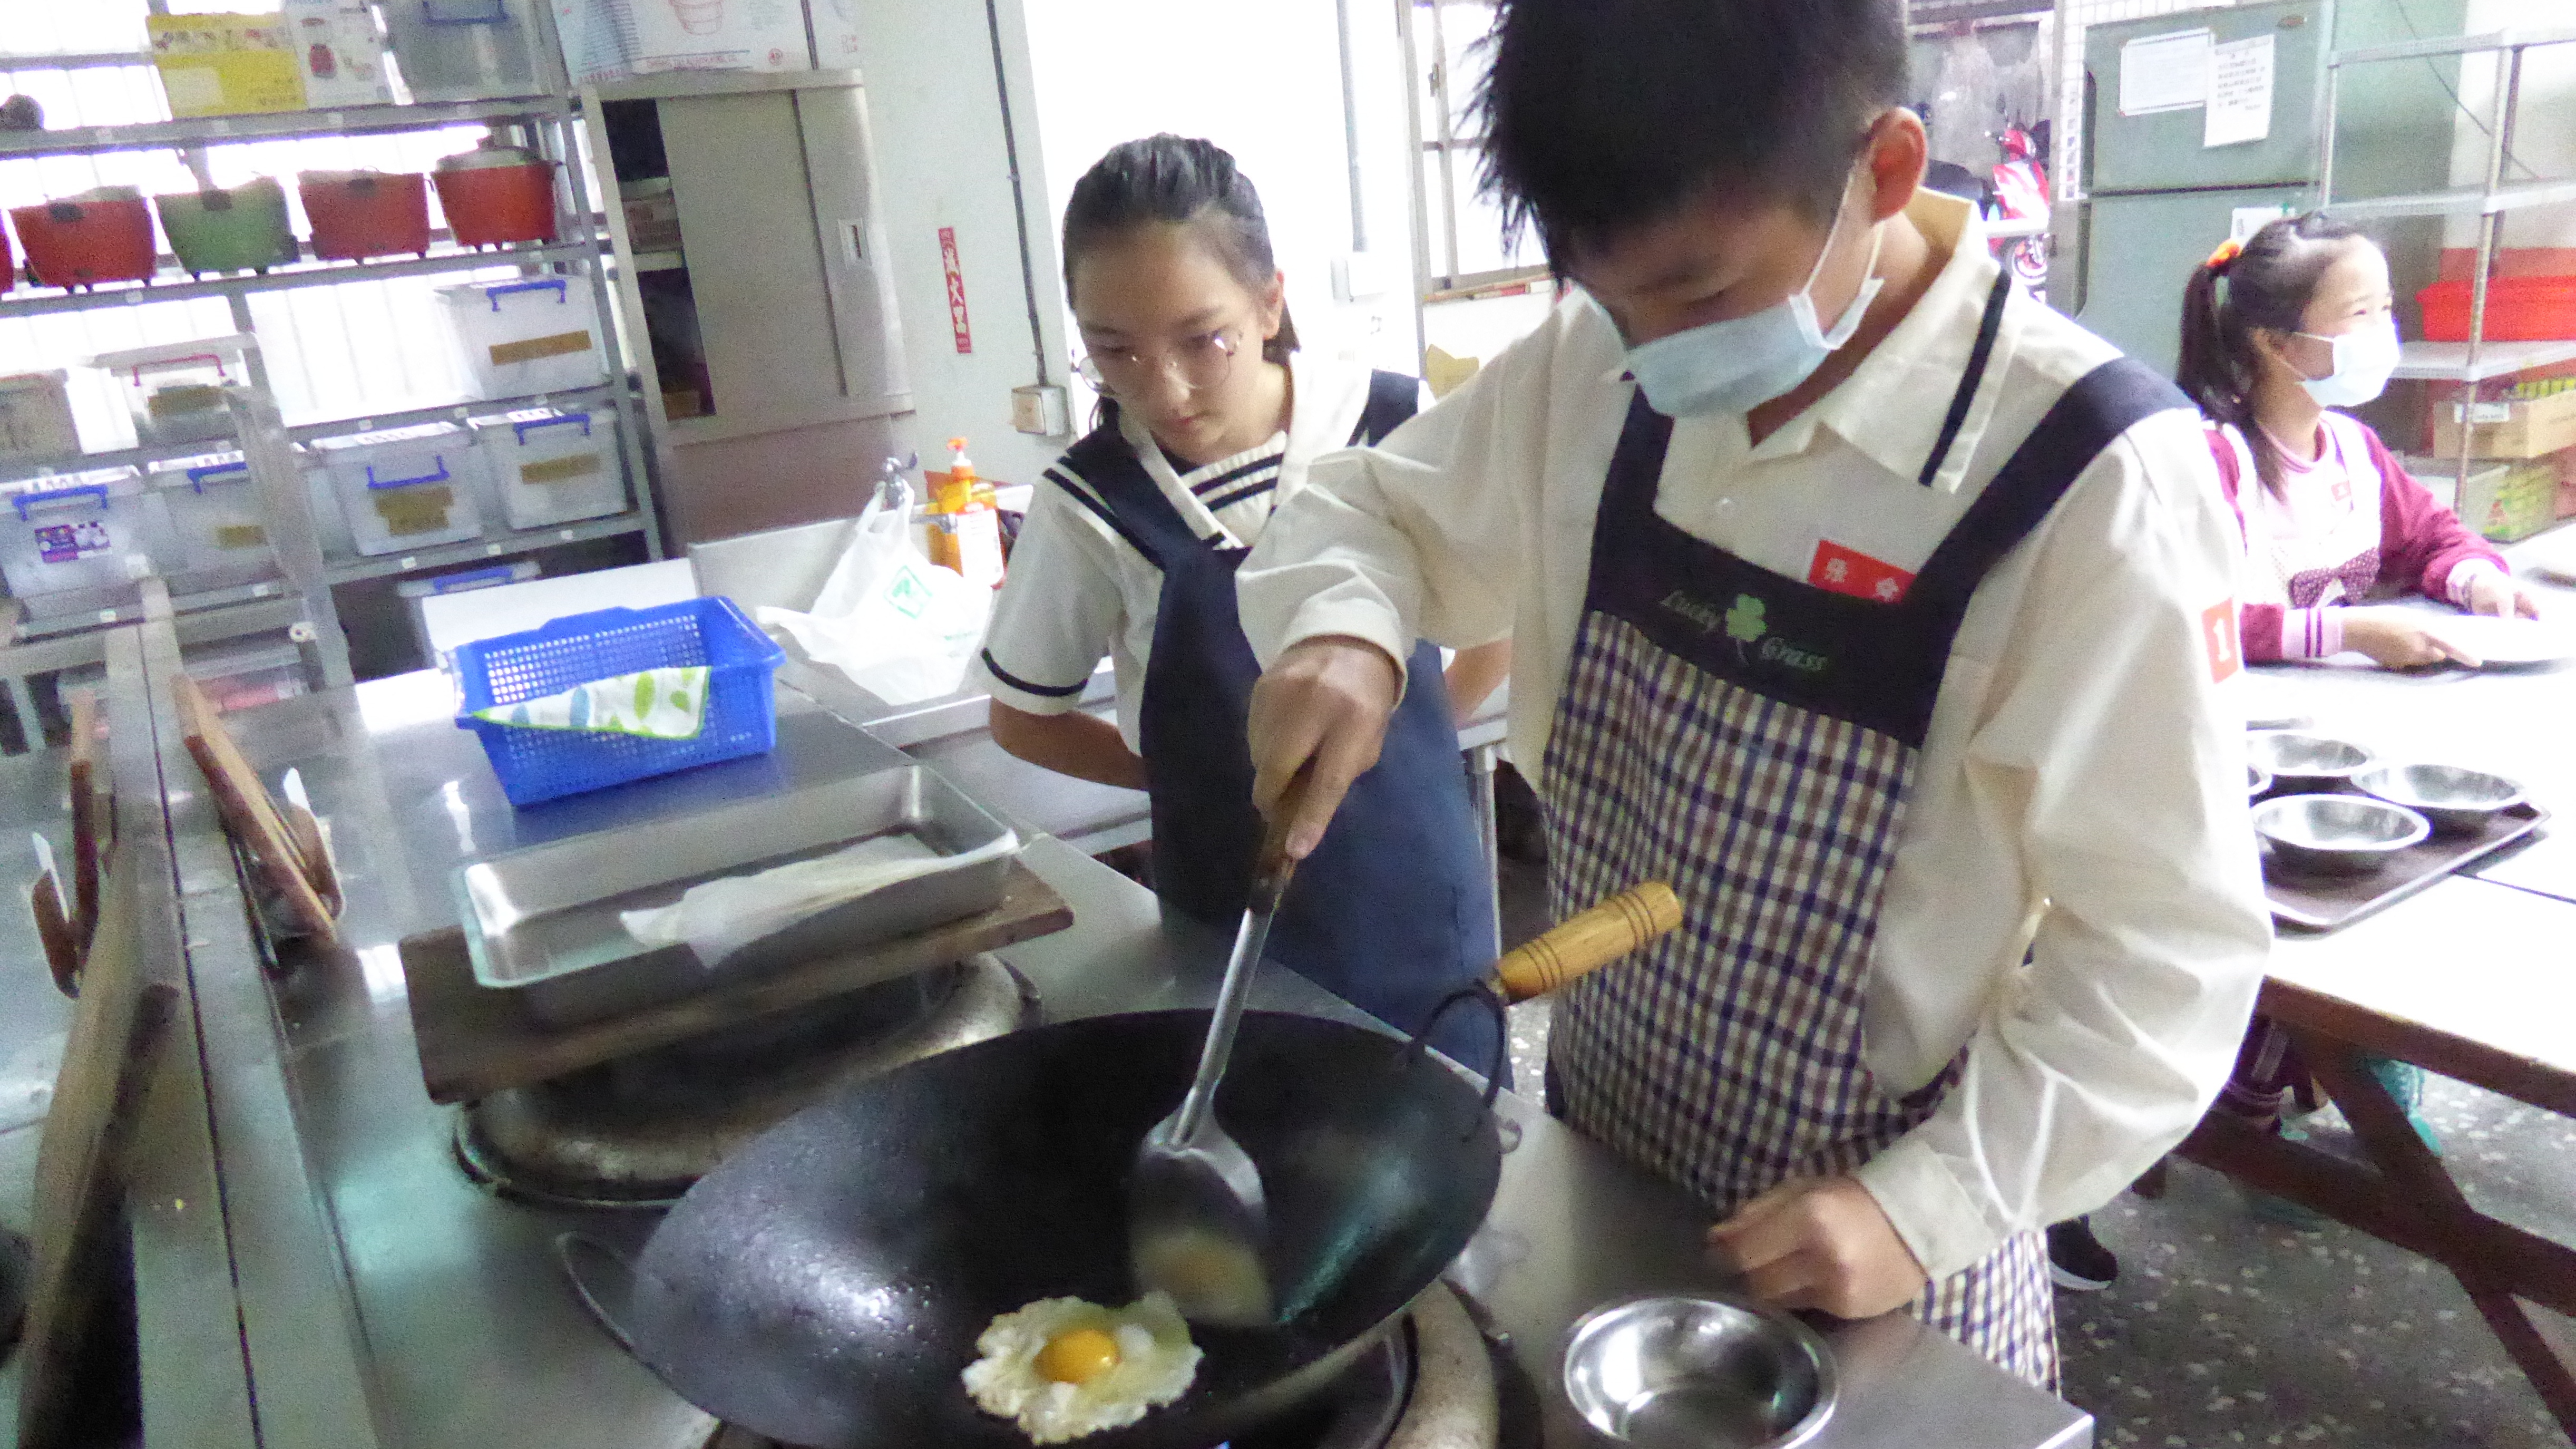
[32,872,78,998]
[1248,763,1314,911]
[1492,882,1681,1004]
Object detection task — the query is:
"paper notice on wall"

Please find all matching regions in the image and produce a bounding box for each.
[2231,204,2291,244]
[808,0,860,68]
[2119,27,2211,116]
[551,0,811,83]
[2204,34,2276,148]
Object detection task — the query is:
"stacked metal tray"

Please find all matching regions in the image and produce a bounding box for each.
[453,763,1019,1025]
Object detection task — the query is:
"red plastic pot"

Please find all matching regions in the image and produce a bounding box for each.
[10,197,156,290]
[431,161,561,248]
[299,171,431,262]
[0,222,12,295]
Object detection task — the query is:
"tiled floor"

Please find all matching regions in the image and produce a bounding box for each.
[1495,858,2573,1447]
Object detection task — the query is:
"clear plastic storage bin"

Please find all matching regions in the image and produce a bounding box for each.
[146,451,280,589]
[468,407,626,530]
[311,422,487,557]
[297,449,357,561]
[397,558,539,668]
[87,335,254,448]
[0,372,81,465]
[434,277,607,401]
[0,468,170,616]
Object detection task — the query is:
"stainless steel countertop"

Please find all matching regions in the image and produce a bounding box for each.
[189,669,2082,1449]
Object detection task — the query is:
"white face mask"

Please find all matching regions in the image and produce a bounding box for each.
[2292,314,2402,407]
[1622,170,1887,419]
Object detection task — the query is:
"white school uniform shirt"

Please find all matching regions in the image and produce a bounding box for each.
[1237,190,2273,1282]
[972,351,1391,750]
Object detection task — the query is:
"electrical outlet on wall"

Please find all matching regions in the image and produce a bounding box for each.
[1333,252,1401,303]
[1012,384,1070,437]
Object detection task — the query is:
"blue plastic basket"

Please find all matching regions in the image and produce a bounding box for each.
[454,596,786,806]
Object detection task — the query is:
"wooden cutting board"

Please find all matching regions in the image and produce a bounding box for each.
[170,672,339,945]
[15,855,178,1449]
[403,859,1073,1103]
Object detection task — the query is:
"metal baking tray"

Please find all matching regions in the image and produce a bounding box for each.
[454,764,1020,1026]
[2264,796,2549,933]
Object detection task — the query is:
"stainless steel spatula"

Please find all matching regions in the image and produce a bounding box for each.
[1128,782,1305,1326]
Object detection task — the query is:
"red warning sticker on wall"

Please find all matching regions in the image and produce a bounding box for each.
[2202,597,2242,682]
[940,225,973,355]
[1808,540,1915,604]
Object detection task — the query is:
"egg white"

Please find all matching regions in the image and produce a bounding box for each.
[961,1291,1202,1443]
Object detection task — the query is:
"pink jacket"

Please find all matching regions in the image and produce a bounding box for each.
[2208,419,2504,662]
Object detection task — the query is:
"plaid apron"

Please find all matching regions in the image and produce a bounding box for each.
[1543,295,2187,1389]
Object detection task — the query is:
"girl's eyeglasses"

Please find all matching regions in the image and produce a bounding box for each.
[1076,327,1240,394]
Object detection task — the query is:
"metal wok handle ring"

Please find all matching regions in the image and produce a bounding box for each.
[1403,984,1510,1118]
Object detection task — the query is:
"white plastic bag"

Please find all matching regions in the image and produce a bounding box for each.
[758,484,992,705]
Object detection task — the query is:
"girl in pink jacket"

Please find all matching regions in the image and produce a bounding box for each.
[2178,214,2540,668]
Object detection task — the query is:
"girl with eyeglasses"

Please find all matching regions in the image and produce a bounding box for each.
[971,134,1511,1074]
[2180,214,2541,671]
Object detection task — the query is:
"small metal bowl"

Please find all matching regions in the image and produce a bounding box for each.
[1563,1296,1837,1449]
[2248,760,2273,800]
[2248,731,2376,792]
[2253,794,2430,876]
[2354,762,2525,835]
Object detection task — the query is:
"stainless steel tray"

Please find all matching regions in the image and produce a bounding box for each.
[454,764,1019,1026]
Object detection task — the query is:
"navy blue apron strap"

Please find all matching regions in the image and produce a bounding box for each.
[1591,391,1675,542]
[1906,357,2191,616]
[1917,270,2015,488]
[1353,369,1422,446]
[1049,421,1205,570]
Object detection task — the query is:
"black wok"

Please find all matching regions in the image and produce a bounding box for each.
[612,1006,1502,1448]
[582,883,1679,1448]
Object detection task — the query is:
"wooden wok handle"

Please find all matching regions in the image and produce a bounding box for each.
[1491,882,1681,1004]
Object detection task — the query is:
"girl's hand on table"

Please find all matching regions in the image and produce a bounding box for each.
[2342,609,2483,669]
[2462,569,2544,620]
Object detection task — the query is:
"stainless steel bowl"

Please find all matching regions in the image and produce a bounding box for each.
[1563,1296,1836,1449]
[2248,760,2272,800]
[2355,762,2525,835]
[2248,731,2376,792]
[2253,794,2430,876]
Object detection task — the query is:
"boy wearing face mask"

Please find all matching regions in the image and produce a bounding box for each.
[1234,0,2271,1386]
[2180,216,2542,672]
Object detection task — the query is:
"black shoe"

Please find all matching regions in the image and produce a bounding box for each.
[2046,1217,2118,1292]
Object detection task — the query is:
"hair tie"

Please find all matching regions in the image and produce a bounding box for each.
[2206,238,2243,272]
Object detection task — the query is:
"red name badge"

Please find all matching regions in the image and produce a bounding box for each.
[2203,597,2242,682]
[1809,540,1915,603]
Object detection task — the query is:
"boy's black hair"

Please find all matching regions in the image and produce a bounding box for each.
[1476,0,1908,263]
[1061,133,1297,361]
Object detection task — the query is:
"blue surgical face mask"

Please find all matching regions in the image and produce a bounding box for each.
[2294,314,2401,408]
[1621,173,1888,419]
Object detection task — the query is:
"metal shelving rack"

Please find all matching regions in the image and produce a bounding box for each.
[0,53,669,750]
[2319,26,2576,502]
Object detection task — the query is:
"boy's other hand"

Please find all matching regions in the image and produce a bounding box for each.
[1248,637,1402,859]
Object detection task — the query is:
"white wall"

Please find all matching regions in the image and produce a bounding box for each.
[1014,0,1423,410]
[842,0,1067,489]
[2445,1,2576,251]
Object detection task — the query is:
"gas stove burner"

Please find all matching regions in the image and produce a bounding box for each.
[456,954,1034,1209]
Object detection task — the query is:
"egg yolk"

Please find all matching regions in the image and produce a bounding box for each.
[1036,1327,1122,1385]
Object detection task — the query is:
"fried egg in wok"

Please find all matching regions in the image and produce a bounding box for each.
[961,1291,1201,1443]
